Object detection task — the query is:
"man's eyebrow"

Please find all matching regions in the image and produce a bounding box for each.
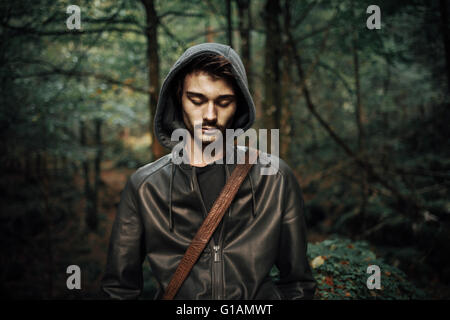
[186,91,204,98]
[186,91,235,99]
[217,94,235,99]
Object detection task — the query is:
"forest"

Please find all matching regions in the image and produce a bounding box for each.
[0,0,449,299]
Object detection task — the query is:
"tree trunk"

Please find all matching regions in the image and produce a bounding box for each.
[226,0,233,47]
[41,158,53,299]
[439,0,450,93]
[141,0,165,160]
[353,22,368,232]
[40,109,53,298]
[205,15,215,42]
[86,118,102,231]
[237,0,252,91]
[262,0,282,152]
[79,120,92,232]
[25,152,31,180]
[280,40,293,161]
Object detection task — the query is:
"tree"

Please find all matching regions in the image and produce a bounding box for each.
[141,0,165,160]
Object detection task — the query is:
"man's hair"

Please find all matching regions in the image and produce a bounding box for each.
[173,53,239,108]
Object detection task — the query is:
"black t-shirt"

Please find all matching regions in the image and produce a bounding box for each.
[196,162,226,213]
[195,161,226,243]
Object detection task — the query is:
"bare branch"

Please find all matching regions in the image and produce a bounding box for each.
[283,0,423,218]
[159,21,188,51]
[183,28,225,43]
[158,10,205,20]
[295,24,336,43]
[1,1,145,37]
[292,0,317,27]
[0,23,144,36]
[15,63,149,94]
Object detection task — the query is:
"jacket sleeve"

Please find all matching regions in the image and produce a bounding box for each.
[275,168,317,300]
[101,177,145,300]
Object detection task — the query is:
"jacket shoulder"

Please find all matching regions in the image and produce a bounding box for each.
[129,153,172,190]
[253,149,296,179]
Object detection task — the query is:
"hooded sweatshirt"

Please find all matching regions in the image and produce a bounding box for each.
[154,42,257,235]
[153,42,255,151]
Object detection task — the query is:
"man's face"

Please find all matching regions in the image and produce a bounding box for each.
[181,71,237,145]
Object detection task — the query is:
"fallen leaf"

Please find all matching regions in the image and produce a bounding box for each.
[311,256,325,269]
[324,276,334,286]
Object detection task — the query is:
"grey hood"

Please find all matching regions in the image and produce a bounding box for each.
[154,42,256,150]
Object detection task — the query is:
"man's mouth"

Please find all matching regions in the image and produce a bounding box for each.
[201,127,220,135]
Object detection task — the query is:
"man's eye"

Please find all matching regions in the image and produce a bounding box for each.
[191,100,203,105]
[218,101,232,107]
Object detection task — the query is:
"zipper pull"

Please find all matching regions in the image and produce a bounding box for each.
[213,245,220,262]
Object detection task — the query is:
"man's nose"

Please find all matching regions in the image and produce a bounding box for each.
[203,101,217,123]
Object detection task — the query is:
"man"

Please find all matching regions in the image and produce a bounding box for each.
[101,42,316,300]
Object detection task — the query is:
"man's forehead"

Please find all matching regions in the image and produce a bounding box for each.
[183,71,235,95]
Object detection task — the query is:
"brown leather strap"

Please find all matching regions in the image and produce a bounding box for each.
[162,153,256,300]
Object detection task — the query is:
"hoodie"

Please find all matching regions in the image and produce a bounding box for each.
[154,42,256,150]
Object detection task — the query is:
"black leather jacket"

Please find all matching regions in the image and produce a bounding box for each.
[101,43,316,300]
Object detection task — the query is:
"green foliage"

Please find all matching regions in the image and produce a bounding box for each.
[306,237,426,299]
[109,139,151,169]
[141,262,158,300]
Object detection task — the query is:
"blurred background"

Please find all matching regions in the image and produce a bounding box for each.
[0,0,449,299]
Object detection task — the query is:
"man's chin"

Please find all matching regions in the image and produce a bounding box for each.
[196,132,224,145]
[190,128,227,146]
[201,138,216,145]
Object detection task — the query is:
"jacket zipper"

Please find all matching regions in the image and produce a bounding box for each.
[213,245,220,262]
[213,244,221,299]
[213,210,227,300]
[191,168,227,300]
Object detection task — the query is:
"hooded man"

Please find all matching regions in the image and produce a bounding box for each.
[101,43,316,300]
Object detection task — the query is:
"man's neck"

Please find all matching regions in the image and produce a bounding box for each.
[187,139,227,167]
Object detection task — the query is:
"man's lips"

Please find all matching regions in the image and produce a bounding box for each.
[201,127,220,135]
